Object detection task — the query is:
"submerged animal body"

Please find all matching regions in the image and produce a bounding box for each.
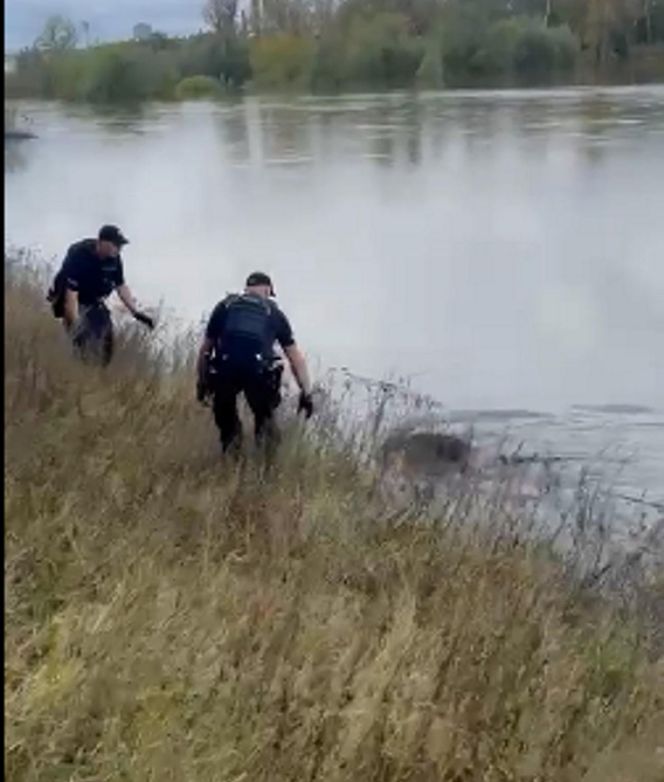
[379,429,561,509]
[5,109,37,141]
[381,431,473,477]
[5,130,37,140]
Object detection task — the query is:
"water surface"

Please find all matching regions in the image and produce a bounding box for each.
[5,87,664,504]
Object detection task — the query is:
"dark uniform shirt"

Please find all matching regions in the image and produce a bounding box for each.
[206,294,295,361]
[62,239,125,307]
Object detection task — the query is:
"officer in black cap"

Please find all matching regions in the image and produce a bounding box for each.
[48,224,154,365]
[197,271,314,453]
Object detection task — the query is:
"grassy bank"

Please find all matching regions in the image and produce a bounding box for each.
[4,258,664,781]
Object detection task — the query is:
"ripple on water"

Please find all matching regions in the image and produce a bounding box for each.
[571,403,657,415]
[447,408,554,423]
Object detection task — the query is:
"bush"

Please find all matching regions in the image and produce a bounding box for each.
[177,34,251,88]
[51,52,88,100]
[437,7,578,80]
[439,2,489,76]
[177,35,228,79]
[416,38,444,87]
[513,22,577,75]
[249,34,315,89]
[131,47,180,99]
[310,33,346,91]
[5,49,57,98]
[462,17,578,78]
[75,44,180,103]
[79,47,145,102]
[343,12,425,87]
[220,37,252,88]
[547,24,578,70]
[473,18,524,73]
[175,74,224,99]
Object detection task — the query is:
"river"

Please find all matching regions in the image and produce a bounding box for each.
[4,87,664,507]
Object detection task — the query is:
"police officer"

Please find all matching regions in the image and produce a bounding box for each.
[197,272,314,453]
[48,225,154,365]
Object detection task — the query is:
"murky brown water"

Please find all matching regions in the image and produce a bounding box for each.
[5,87,664,505]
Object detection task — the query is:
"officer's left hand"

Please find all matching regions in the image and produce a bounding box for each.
[134,311,155,330]
[196,379,209,405]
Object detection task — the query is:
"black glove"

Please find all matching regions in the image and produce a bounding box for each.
[134,311,155,330]
[196,378,209,405]
[298,391,314,419]
[70,317,86,346]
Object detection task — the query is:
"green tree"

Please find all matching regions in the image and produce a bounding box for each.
[35,15,78,52]
[249,33,315,88]
[512,21,576,73]
[475,18,524,73]
[339,0,441,34]
[203,0,239,35]
[257,0,316,34]
[343,12,425,86]
[81,20,91,48]
[416,37,444,86]
[438,2,490,76]
[583,0,639,63]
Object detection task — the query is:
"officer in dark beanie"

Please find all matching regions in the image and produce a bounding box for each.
[197,272,314,454]
[48,225,154,365]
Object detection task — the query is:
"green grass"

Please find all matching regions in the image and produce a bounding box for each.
[5,258,663,781]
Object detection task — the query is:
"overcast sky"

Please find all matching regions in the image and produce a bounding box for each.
[5,0,208,51]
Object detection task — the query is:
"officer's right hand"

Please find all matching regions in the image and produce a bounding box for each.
[298,391,314,419]
[134,311,155,330]
[70,318,85,345]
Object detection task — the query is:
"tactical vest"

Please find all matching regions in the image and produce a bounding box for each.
[215,293,274,370]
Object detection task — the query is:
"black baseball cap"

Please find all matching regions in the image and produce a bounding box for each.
[98,224,129,247]
[246,271,275,296]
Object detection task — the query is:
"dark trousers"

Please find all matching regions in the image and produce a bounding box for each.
[71,304,114,366]
[212,366,281,453]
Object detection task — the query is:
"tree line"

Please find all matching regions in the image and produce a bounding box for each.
[5,0,664,101]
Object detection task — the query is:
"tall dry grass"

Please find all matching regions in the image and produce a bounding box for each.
[4,257,663,782]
